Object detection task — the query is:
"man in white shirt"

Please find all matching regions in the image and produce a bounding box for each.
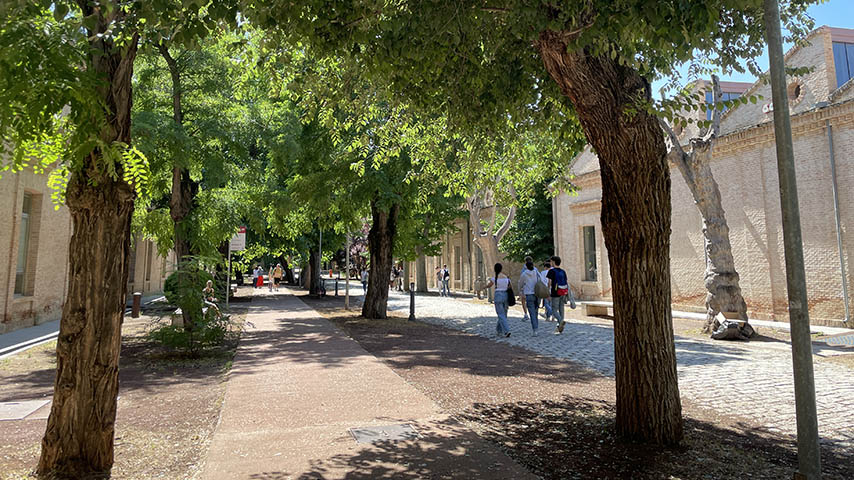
[518,256,541,336]
[540,261,553,321]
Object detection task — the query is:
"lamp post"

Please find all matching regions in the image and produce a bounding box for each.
[763,2,821,478]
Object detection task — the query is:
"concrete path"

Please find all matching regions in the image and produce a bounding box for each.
[0,320,59,359]
[201,288,533,480]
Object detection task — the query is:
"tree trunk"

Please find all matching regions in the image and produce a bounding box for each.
[537,34,683,445]
[415,249,428,292]
[673,141,750,334]
[362,200,400,319]
[158,42,199,329]
[302,261,311,289]
[308,248,320,295]
[403,261,411,291]
[38,10,139,476]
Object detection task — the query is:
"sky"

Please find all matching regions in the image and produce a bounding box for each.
[650,0,854,95]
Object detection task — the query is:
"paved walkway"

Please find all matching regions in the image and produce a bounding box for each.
[386,291,854,450]
[201,288,534,480]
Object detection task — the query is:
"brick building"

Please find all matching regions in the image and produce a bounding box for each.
[553,26,854,328]
[1,167,172,334]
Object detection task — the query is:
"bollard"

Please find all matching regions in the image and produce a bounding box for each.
[409,282,416,321]
[131,292,142,318]
[335,279,339,297]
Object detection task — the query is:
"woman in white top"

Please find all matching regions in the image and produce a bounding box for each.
[518,256,540,336]
[483,263,512,337]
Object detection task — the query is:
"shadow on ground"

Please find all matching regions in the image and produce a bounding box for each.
[247,416,530,480]
[458,395,853,480]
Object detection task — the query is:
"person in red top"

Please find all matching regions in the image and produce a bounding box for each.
[545,256,575,334]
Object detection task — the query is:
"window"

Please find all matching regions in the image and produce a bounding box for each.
[705,91,741,120]
[144,241,153,282]
[14,194,33,295]
[833,41,854,88]
[582,226,597,282]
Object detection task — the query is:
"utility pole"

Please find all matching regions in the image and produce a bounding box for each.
[762,1,821,478]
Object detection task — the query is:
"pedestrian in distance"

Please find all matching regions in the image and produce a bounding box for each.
[546,256,576,334]
[518,256,540,336]
[268,266,273,292]
[483,263,512,337]
[273,263,283,292]
[252,265,259,289]
[435,267,444,296]
[441,264,451,297]
[360,268,369,293]
[540,261,553,321]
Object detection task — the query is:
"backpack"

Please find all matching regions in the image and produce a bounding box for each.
[553,268,569,297]
[534,271,550,299]
[443,269,450,280]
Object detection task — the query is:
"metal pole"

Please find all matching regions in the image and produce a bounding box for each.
[345,234,350,309]
[763,2,821,478]
[409,282,415,321]
[826,121,850,323]
[226,249,231,308]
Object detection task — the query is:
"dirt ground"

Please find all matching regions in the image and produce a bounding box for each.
[303,293,854,480]
[0,303,244,480]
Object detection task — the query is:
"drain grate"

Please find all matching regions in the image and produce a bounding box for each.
[349,424,420,443]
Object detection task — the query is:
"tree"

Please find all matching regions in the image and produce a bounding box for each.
[247,0,817,445]
[1,2,238,475]
[467,187,516,287]
[661,76,754,339]
[500,185,554,264]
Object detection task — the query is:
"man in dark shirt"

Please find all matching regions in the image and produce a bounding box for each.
[546,256,571,333]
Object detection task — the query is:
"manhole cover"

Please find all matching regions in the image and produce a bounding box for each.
[349,424,420,443]
[0,399,50,421]
[824,332,854,347]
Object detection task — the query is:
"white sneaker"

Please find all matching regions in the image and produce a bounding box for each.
[532,330,538,337]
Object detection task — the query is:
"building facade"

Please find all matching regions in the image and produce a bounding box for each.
[553,26,854,328]
[1,168,173,335]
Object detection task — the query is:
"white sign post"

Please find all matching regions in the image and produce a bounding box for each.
[227,227,247,308]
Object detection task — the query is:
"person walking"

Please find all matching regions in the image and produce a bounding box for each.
[273,263,284,292]
[518,256,540,336]
[546,256,575,334]
[540,261,553,321]
[268,266,273,292]
[483,263,512,337]
[360,268,369,293]
[251,265,259,289]
[440,264,451,297]
[435,267,444,296]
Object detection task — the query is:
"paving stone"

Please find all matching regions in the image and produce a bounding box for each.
[0,399,50,421]
[388,292,854,450]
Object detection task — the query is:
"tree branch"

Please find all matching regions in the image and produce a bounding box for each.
[495,185,517,242]
[710,74,723,138]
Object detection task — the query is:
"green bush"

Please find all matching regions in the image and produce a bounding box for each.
[147,308,240,356]
[163,267,212,307]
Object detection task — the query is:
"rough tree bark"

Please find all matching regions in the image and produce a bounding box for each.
[157,42,199,328]
[415,250,428,292]
[362,199,400,319]
[467,189,516,298]
[660,76,753,339]
[537,33,683,445]
[308,247,320,295]
[415,215,431,292]
[37,7,139,477]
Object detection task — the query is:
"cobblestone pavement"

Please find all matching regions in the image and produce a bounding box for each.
[386,291,854,450]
